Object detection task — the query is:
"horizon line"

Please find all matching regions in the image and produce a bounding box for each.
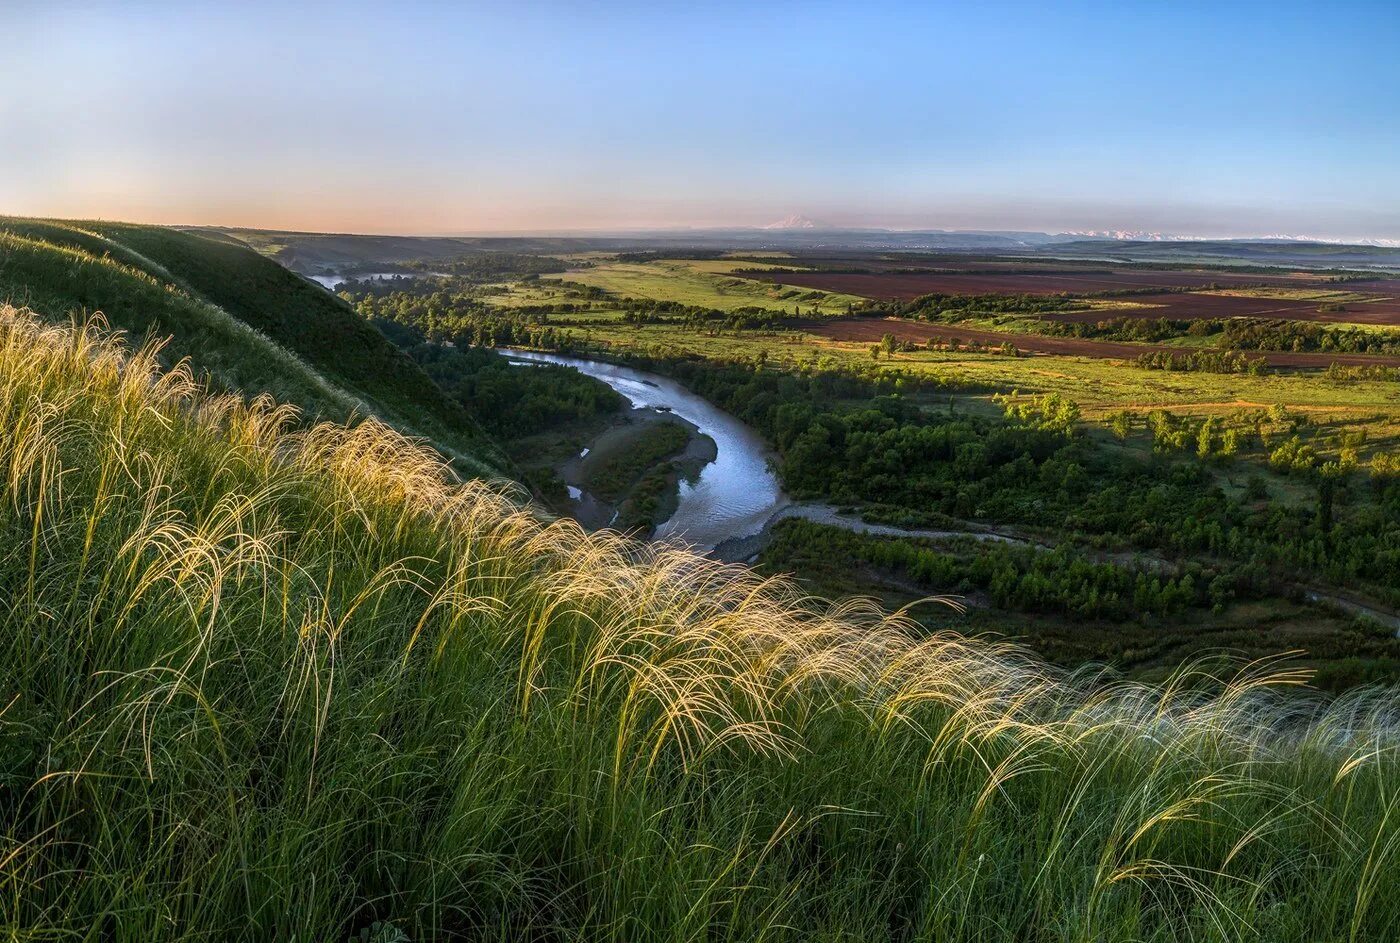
[173,221,1400,248]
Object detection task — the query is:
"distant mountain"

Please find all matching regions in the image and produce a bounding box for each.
[1258,234,1400,249]
[1038,237,1400,269]
[1055,230,1177,242]
[762,214,822,230]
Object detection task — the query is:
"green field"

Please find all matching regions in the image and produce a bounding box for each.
[481,264,1400,465]
[542,259,868,314]
[541,316,1400,454]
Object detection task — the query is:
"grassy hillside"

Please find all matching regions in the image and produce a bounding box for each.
[0,216,507,477]
[209,227,605,272]
[0,305,1396,941]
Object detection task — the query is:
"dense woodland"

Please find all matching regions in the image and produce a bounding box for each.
[1220,318,1400,355]
[1134,349,1269,374]
[883,292,1080,318]
[600,351,1400,615]
[760,519,1400,688]
[767,519,1235,621]
[1041,313,1400,356]
[405,342,622,440]
[405,252,570,279]
[353,287,576,349]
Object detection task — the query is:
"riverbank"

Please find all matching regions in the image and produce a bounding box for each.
[711,503,1034,563]
[557,406,716,533]
[718,504,1400,639]
[506,350,786,550]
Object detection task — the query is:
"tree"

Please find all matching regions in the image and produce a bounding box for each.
[1110,410,1132,440]
[1196,417,1217,459]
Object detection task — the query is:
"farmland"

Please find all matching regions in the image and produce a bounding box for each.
[734,263,1400,322]
[335,252,1400,454]
[734,265,1332,298]
[1042,289,1400,325]
[806,316,1400,367]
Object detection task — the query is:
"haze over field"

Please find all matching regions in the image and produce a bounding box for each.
[4,0,1399,239]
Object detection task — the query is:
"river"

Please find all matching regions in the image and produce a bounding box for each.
[504,350,788,550]
[504,351,1400,635]
[307,272,447,290]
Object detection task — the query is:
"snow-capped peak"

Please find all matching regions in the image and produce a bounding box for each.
[762,214,822,230]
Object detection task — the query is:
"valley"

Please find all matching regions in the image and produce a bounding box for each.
[294,236,1400,687]
[9,5,1400,938]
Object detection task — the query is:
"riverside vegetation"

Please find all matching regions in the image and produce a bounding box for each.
[1,306,1399,940]
[332,255,1400,683]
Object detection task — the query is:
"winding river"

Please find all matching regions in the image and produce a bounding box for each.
[504,351,788,550]
[504,351,1400,635]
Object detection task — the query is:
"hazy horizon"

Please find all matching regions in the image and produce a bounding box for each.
[5,0,1398,241]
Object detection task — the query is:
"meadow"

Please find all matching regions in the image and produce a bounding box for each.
[1,303,1398,941]
[538,259,868,314]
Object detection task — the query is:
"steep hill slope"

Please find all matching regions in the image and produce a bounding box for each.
[0,304,1395,940]
[207,227,598,273]
[0,216,507,477]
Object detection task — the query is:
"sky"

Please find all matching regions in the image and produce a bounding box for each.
[3,0,1399,239]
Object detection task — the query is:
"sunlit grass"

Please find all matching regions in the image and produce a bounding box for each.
[0,305,1396,940]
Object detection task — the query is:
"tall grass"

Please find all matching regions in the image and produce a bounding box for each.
[0,217,507,477]
[0,304,1395,941]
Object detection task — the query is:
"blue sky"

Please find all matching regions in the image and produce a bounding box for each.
[3,0,1398,237]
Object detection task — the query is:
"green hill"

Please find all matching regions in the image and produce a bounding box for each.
[0,216,508,477]
[0,304,1395,940]
[203,226,600,274]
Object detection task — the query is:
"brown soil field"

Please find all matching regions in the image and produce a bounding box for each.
[803,317,1400,368]
[739,268,1325,300]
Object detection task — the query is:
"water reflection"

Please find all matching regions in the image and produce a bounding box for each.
[503,350,787,550]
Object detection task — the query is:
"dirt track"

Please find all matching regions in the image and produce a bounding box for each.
[803,318,1400,368]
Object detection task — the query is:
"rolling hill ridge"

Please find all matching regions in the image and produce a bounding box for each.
[0,216,508,477]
